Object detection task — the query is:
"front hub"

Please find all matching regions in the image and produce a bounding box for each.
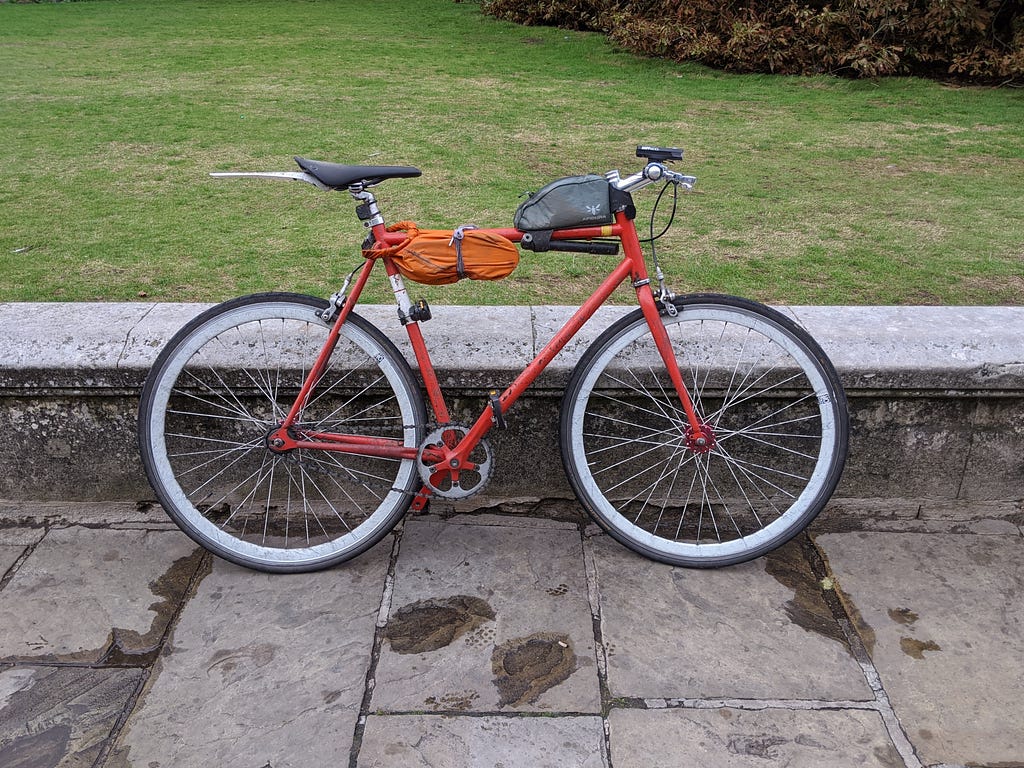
[685,423,717,454]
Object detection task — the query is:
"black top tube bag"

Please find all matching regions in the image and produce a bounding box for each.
[513,174,614,231]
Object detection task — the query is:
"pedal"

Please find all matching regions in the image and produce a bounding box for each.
[489,390,507,429]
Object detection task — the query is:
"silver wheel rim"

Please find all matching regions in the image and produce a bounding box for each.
[569,304,840,562]
[145,301,418,568]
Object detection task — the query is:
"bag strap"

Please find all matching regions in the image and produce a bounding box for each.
[363,220,420,258]
[449,225,478,280]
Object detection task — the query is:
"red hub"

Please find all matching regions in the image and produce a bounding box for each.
[265,425,298,453]
[685,423,717,453]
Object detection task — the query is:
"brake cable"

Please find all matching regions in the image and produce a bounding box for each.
[639,180,680,314]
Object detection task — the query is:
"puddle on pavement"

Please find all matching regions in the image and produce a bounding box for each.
[0,666,143,766]
[101,546,209,666]
[887,606,940,659]
[763,540,849,650]
[873,744,906,767]
[900,637,941,659]
[836,590,877,657]
[4,545,208,665]
[383,595,495,655]
[491,632,576,707]
[0,723,71,767]
[888,607,919,626]
[424,691,480,711]
[727,734,789,759]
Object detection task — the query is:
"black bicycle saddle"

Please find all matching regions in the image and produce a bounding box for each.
[294,157,422,189]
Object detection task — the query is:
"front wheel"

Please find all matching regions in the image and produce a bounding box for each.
[560,294,848,567]
[138,293,426,573]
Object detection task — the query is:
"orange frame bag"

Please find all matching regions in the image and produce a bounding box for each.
[379,222,519,286]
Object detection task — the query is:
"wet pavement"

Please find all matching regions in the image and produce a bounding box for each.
[0,502,1021,767]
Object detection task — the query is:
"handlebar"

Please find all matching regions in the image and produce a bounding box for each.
[606,163,697,193]
[606,144,697,192]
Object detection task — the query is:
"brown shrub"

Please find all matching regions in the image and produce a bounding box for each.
[482,0,1024,82]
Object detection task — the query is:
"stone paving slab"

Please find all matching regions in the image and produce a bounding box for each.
[357,714,606,767]
[0,501,173,529]
[372,516,601,713]
[590,536,871,701]
[108,550,391,768]
[2,507,1021,767]
[0,527,201,663]
[0,665,144,767]
[815,505,1022,534]
[608,707,902,767]
[0,546,23,579]
[817,531,1024,767]
[0,528,48,547]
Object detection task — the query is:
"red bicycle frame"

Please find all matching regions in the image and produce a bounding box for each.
[266,208,706,495]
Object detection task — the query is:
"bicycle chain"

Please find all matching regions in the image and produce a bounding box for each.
[275,445,398,499]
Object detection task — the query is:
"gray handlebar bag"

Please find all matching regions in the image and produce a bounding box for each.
[513,174,614,231]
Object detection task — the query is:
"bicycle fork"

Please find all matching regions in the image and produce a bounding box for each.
[634,283,712,450]
[624,226,713,452]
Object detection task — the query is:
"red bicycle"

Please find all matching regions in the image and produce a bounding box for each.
[138,146,848,573]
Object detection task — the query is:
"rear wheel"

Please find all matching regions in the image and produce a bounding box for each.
[138,293,426,572]
[560,294,848,567]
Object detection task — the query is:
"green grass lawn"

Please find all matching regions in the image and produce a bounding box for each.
[1,0,1022,305]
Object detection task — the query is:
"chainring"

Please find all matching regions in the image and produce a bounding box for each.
[416,423,494,500]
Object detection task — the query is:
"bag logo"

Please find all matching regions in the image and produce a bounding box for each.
[585,204,603,216]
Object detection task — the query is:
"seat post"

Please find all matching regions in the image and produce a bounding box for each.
[350,186,384,229]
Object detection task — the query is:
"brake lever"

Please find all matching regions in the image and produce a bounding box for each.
[665,170,698,190]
